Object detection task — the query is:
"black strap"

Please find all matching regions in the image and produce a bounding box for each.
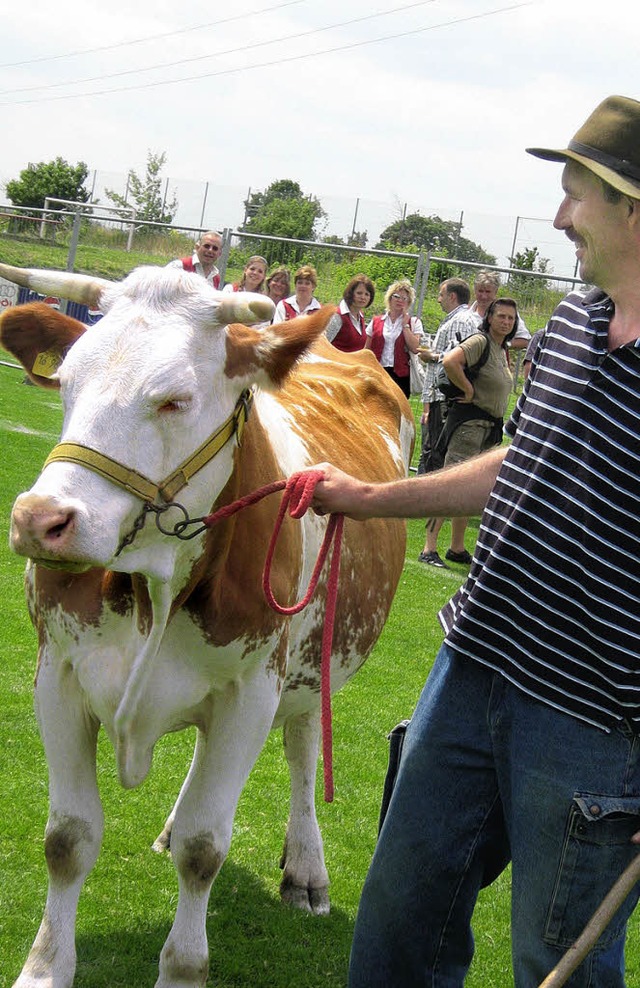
[466,333,491,382]
[438,401,503,455]
[568,140,640,183]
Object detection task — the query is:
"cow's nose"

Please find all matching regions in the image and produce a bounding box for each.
[11,494,77,556]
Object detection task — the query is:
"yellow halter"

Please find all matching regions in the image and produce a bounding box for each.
[43,389,253,504]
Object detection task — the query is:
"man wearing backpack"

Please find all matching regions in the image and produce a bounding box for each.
[416,278,477,479]
[416,278,479,566]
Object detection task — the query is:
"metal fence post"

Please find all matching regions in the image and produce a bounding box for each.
[219,228,232,286]
[39,198,50,239]
[58,209,83,314]
[200,182,209,228]
[126,211,136,253]
[415,251,429,319]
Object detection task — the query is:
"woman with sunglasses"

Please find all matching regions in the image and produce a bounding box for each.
[365,279,423,397]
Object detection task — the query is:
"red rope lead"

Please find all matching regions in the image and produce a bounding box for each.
[202,479,287,526]
[203,469,344,803]
[262,470,344,802]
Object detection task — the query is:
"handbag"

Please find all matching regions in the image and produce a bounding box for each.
[409,350,426,395]
[435,333,491,400]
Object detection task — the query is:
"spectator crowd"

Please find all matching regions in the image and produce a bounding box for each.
[168,239,542,569]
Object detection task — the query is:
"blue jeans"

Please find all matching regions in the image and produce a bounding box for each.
[348,644,640,988]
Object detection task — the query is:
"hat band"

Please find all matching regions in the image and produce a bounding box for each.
[568,140,640,183]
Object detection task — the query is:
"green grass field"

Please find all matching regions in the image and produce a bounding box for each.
[0,355,637,987]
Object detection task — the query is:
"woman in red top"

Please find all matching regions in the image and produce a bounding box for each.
[273,265,322,323]
[265,266,291,306]
[365,279,423,397]
[327,274,375,352]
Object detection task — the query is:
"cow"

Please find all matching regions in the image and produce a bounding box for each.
[0,261,414,988]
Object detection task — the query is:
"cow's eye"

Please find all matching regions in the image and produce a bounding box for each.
[157,398,191,414]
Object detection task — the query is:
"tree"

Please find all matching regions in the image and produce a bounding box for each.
[348,230,368,248]
[5,158,91,214]
[508,246,550,304]
[105,150,178,225]
[376,212,496,265]
[509,246,550,274]
[241,179,326,247]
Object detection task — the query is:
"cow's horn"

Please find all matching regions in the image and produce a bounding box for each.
[0,263,110,308]
[216,294,275,327]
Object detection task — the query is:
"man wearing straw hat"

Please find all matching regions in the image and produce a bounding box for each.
[308,96,640,987]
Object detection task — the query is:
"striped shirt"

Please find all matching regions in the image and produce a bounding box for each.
[440,288,640,733]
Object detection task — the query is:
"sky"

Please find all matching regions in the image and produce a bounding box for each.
[1,0,638,278]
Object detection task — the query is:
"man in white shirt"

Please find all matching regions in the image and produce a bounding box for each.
[166,231,223,288]
[417,278,481,565]
[417,278,478,477]
[470,269,530,349]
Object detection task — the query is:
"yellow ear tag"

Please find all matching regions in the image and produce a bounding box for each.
[32,349,62,378]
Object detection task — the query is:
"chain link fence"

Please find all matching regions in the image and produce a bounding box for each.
[0,200,584,337]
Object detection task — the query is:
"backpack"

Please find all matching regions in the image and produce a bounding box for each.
[435,333,491,400]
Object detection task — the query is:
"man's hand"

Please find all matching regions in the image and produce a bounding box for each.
[418,346,435,363]
[310,463,371,520]
[455,385,475,404]
[303,446,507,523]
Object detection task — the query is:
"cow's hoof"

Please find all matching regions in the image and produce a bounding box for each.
[280,878,330,915]
[152,827,172,853]
[13,975,72,988]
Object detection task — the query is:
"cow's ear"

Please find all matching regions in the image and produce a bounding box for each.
[224,306,337,389]
[0,303,87,389]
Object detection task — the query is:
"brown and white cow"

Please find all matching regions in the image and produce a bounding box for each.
[0,262,414,988]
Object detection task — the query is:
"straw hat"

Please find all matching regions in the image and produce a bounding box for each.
[527,95,640,199]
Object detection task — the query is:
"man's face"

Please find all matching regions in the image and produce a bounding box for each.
[474,281,497,311]
[196,236,222,265]
[554,162,631,288]
[437,284,456,313]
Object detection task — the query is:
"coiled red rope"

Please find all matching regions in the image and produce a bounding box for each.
[201,469,344,802]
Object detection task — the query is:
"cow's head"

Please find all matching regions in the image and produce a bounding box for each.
[1,263,335,583]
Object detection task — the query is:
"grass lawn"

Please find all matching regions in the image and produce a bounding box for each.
[0,358,637,987]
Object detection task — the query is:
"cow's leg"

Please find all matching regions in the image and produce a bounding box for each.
[152,738,203,853]
[280,708,330,914]
[13,655,102,988]
[155,672,281,988]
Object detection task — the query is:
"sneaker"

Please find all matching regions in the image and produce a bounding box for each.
[418,551,448,568]
[445,548,473,565]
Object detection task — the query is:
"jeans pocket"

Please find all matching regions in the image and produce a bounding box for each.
[544,793,640,949]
